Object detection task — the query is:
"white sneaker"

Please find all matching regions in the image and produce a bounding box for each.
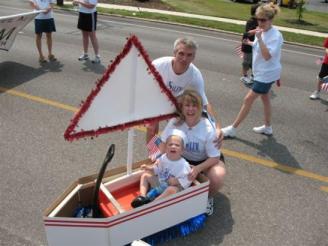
[240,76,251,84]
[78,53,89,61]
[309,90,320,100]
[206,197,214,216]
[92,55,101,64]
[252,125,273,136]
[221,125,237,138]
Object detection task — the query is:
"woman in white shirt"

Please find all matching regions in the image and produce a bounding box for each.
[73,0,100,63]
[222,3,283,138]
[161,90,226,216]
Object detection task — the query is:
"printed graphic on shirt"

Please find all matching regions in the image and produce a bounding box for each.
[168,81,183,94]
[186,142,200,153]
[158,167,172,184]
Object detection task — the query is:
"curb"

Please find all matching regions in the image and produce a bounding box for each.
[55,5,324,49]
[97,3,327,38]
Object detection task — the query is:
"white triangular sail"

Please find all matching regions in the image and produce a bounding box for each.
[64,35,177,141]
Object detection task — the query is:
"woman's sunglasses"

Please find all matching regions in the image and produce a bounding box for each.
[257,18,269,22]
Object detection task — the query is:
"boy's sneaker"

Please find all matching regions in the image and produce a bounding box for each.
[92,55,101,64]
[309,90,320,100]
[206,197,214,216]
[240,76,251,84]
[221,125,237,138]
[131,196,151,208]
[78,54,89,61]
[252,125,273,136]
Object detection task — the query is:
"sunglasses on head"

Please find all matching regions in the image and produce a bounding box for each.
[257,18,269,22]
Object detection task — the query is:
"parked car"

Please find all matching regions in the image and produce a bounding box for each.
[231,0,296,8]
[231,0,260,3]
[261,0,297,8]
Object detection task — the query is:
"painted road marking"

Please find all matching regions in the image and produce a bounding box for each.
[0,87,77,112]
[1,86,328,187]
[222,149,328,184]
[320,186,328,193]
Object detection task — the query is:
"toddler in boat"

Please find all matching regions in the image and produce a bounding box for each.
[131,129,192,208]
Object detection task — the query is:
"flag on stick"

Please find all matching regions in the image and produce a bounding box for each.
[315,57,323,65]
[234,45,243,59]
[322,83,328,92]
[146,135,162,160]
[321,77,328,92]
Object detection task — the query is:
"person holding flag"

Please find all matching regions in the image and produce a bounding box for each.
[131,129,192,208]
[309,37,328,100]
[160,90,225,216]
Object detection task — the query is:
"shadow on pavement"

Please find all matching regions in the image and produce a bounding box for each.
[206,193,234,245]
[0,61,64,92]
[162,193,234,246]
[80,60,106,74]
[319,98,328,109]
[232,136,302,171]
[39,59,64,73]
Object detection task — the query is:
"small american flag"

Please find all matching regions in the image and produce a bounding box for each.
[234,45,243,59]
[146,135,162,160]
[315,57,323,65]
[321,81,328,92]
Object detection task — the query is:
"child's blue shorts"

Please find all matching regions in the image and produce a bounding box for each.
[35,18,56,34]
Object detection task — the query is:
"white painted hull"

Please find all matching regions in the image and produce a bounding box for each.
[44,166,209,246]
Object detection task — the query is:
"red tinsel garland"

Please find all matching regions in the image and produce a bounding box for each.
[64,35,178,141]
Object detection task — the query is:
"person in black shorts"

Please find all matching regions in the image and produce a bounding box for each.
[73,0,101,64]
[240,3,259,85]
[309,37,328,100]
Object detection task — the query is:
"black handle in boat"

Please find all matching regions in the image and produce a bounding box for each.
[92,144,115,218]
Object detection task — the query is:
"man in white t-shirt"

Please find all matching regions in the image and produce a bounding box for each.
[147,37,223,144]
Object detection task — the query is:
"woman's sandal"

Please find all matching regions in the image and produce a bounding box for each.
[39,57,47,63]
[48,54,57,61]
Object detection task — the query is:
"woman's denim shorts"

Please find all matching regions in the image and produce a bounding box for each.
[252,80,274,94]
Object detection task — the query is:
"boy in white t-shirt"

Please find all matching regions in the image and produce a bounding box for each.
[131,129,192,208]
[29,0,56,63]
[73,0,100,64]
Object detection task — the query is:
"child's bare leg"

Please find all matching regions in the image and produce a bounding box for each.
[35,33,44,59]
[242,67,248,77]
[45,32,53,57]
[139,172,153,196]
[316,78,323,92]
[155,186,179,200]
